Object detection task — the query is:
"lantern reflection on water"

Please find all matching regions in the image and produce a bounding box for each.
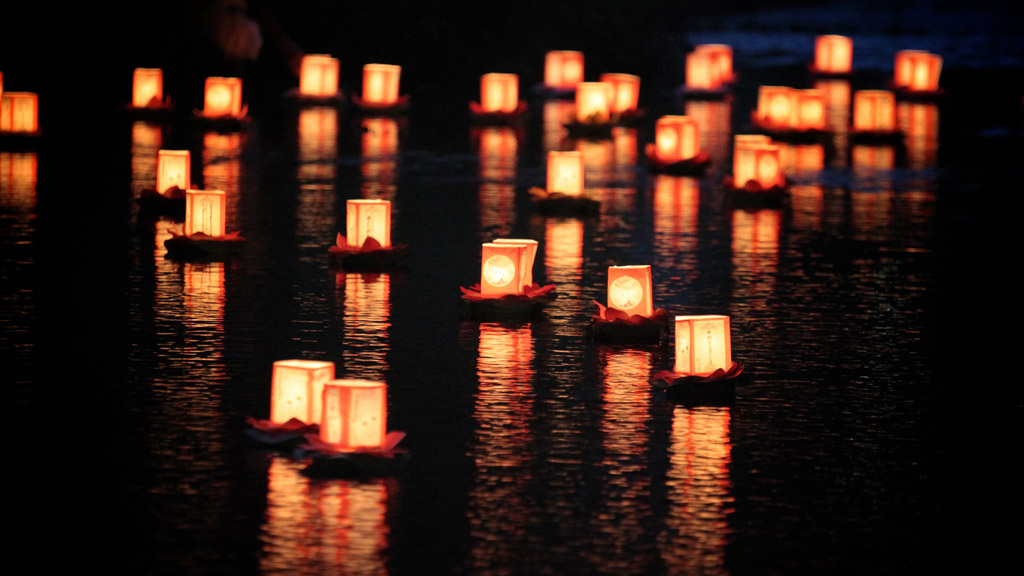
[320,379,388,451]
[299,55,340,98]
[544,50,584,91]
[270,360,335,426]
[674,315,732,376]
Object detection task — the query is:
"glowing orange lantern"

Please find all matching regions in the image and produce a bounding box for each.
[655,115,701,163]
[852,90,896,132]
[0,71,3,99]
[184,188,226,236]
[607,265,653,317]
[346,199,391,249]
[600,73,640,114]
[733,135,782,190]
[894,50,942,92]
[203,77,243,117]
[480,242,527,297]
[132,68,164,108]
[156,150,190,194]
[757,86,796,127]
[544,50,584,90]
[491,239,538,286]
[0,92,38,133]
[299,55,341,98]
[674,315,731,376]
[575,81,613,123]
[480,73,519,114]
[814,35,853,74]
[686,44,733,90]
[270,360,335,425]
[320,379,387,450]
[362,64,401,106]
[795,89,826,131]
[702,45,733,84]
[546,150,583,196]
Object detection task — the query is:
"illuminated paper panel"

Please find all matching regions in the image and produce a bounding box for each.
[655,115,700,163]
[546,150,584,196]
[492,239,538,286]
[184,189,226,236]
[156,150,190,194]
[815,35,853,73]
[544,51,584,90]
[299,55,340,97]
[575,82,612,123]
[362,64,401,105]
[480,73,519,113]
[320,380,387,450]
[204,77,243,117]
[852,90,896,132]
[481,242,526,297]
[674,315,732,376]
[607,265,653,318]
[132,68,163,107]
[346,199,391,249]
[600,73,640,114]
[0,92,38,133]
[757,86,796,127]
[270,360,335,425]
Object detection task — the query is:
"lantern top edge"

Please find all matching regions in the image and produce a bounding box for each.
[609,264,651,270]
[675,314,730,321]
[274,359,335,369]
[325,378,386,388]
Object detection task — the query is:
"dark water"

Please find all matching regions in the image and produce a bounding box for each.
[4,2,1023,574]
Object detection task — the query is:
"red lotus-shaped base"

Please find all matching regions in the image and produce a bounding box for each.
[245,416,319,447]
[529,187,601,216]
[137,186,186,216]
[328,234,409,270]
[164,230,245,259]
[750,113,830,140]
[297,431,410,477]
[643,145,711,175]
[590,301,670,342]
[470,101,528,123]
[651,362,744,404]
[460,283,557,319]
[351,94,411,114]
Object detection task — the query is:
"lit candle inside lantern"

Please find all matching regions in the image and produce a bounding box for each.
[546,150,584,196]
[270,360,335,425]
[491,239,538,286]
[600,73,640,114]
[733,135,782,189]
[795,89,826,131]
[184,189,226,236]
[320,379,387,450]
[299,55,341,98]
[544,50,584,90]
[702,44,733,85]
[203,77,243,117]
[757,86,796,127]
[687,44,733,90]
[156,150,190,194]
[362,64,401,106]
[607,265,653,317]
[0,92,38,133]
[480,242,527,297]
[852,90,896,132]
[655,115,701,163]
[894,50,942,92]
[132,68,164,108]
[814,35,853,74]
[575,81,613,123]
[480,73,519,114]
[674,315,732,376]
[346,199,391,249]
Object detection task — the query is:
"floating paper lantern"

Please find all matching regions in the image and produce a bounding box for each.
[894,50,942,92]
[320,379,387,451]
[480,73,519,113]
[686,44,733,90]
[492,239,538,286]
[362,64,401,106]
[546,150,583,196]
[184,189,226,236]
[132,68,164,108]
[607,265,653,318]
[814,35,853,74]
[575,81,613,123]
[544,51,584,90]
[655,115,701,163]
[853,90,896,132]
[346,199,391,249]
[203,77,243,117]
[674,315,732,376]
[270,360,335,425]
[733,135,782,189]
[795,89,826,131]
[480,242,527,297]
[299,55,341,98]
[0,92,38,133]
[600,73,640,114]
[757,86,796,127]
[156,150,190,194]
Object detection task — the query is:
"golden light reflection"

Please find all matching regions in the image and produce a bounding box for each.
[542,100,575,152]
[816,79,850,167]
[685,99,731,173]
[202,131,242,223]
[899,101,939,170]
[296,108,338,246]
[0,151,37,210]
[360,117,399,199]
[778,142,825,175]
[183,261,226,339]
[477,127,517,240]
[850,186,894,242]
[652,175,699,266]
[544,217,584,292]
[789,185,824,232]
[338,272,391,381]
[731,208,780,309]
[130,122,162,194]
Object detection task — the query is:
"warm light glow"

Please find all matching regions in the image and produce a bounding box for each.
[575,82,613,123]
[346,199,391,248]
[270,360,335,425]
[299,55,340,97]
[320,379,387,450]
[362,64,401,105]
[655,115,701,163]
[853,90,896,132]
[686,44,733,90]
[481,242,526,297]
[757,86,795,127]
[0,92,38,133]
[733,135,782,189]
[184,188,226,236]
[544,51,584,90]
[894,50,942,92]
[132,68,164,107]
[674,315,732,376]
[156,150,190,194]
[491,239,538,286]
[480,73,519,113]
[600,73,640,114]
[546,150,584,196]
[607,265,653,317]
[814,35,853,73]
[203,77,243,117]
[795,89,826,131]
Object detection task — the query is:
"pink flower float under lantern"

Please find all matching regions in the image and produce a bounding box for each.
[590,265,670,342]
[651,315,744,404]
[460,240,556,320]
[328,199,409,271]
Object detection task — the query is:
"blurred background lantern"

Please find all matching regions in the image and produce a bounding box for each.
[480,242,527,297]
[270,360,335,425]
[132,68,163,108]
[362,64,401,105]
[757,86,796,127]
[346,199,391,249]
[674,315,732,376]
[894,50,942,92]
[156,150,190,194]
[203,77,243,117]
[0,92,38,133]
[575,81,613,123]
[733,135,783,189]
[543,50,584,90]
[655,115,701,162]
[853,90,896,132]
[607,265,653,317]
[184,189,226,236]
[814,35,853,74]
[480,73,519,114]
[320,379,388,451]
[492,239,538,286]
[795,88,826,130]
[299,55,341,98]
[600,73,640,115]
[546,150,584,196]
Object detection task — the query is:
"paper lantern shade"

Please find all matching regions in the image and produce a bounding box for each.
[600,73,640,114]
[492,238,538,286]
[480,73,519,113]
[204,77,243,117]
[733,136,782,189]
[320,379,387,450]
[814,35,853,74]
[299,55,340,97]
[544,51,584,90]
[702,45,733,84]
[156,150,190,194]
[362,64,401,105]
[852,90,896,132]
[576,82,613,123]
[655,115,701,163]
[795,89,826,131]
[687,44,733,89]
[894,51,942,92]
[132,68,164,107]
[0,92,38,133]
[757,86,796,127]
[674,315,732,376]
[607,265,653,318]
[481,242,527,297]
[270,360,335,425]
[346,199,391,249]
[546,150,584,196]
[184,189,226,236]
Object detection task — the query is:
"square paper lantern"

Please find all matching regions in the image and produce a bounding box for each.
[795,89,826,131]
[156,150,190,194]
[702,44,733,84]
[600,73,640,114]
[481,242,527,297]
[299,55,340,98]
[655,115,700,163]
[492,238,538,286]
[346,199,391,249]
[0,92,38,133]
[894,50,942,92]
[362,64,401,106]
[270,360,335,425]
[852,90,896,132]
[480,73,519,114]
[814,35,853,74]
[575,81,613,123]
[184,189,226,236]
[733,135,782,189]
[674,315,732,376]
[132,68,163,107]
[204,76,243,117]
[547,150,584,196]
[687,44,733,89]
[320,379,387,451]
[607,265,653,318]
[544,50,584,90]
[757,86,796,127]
